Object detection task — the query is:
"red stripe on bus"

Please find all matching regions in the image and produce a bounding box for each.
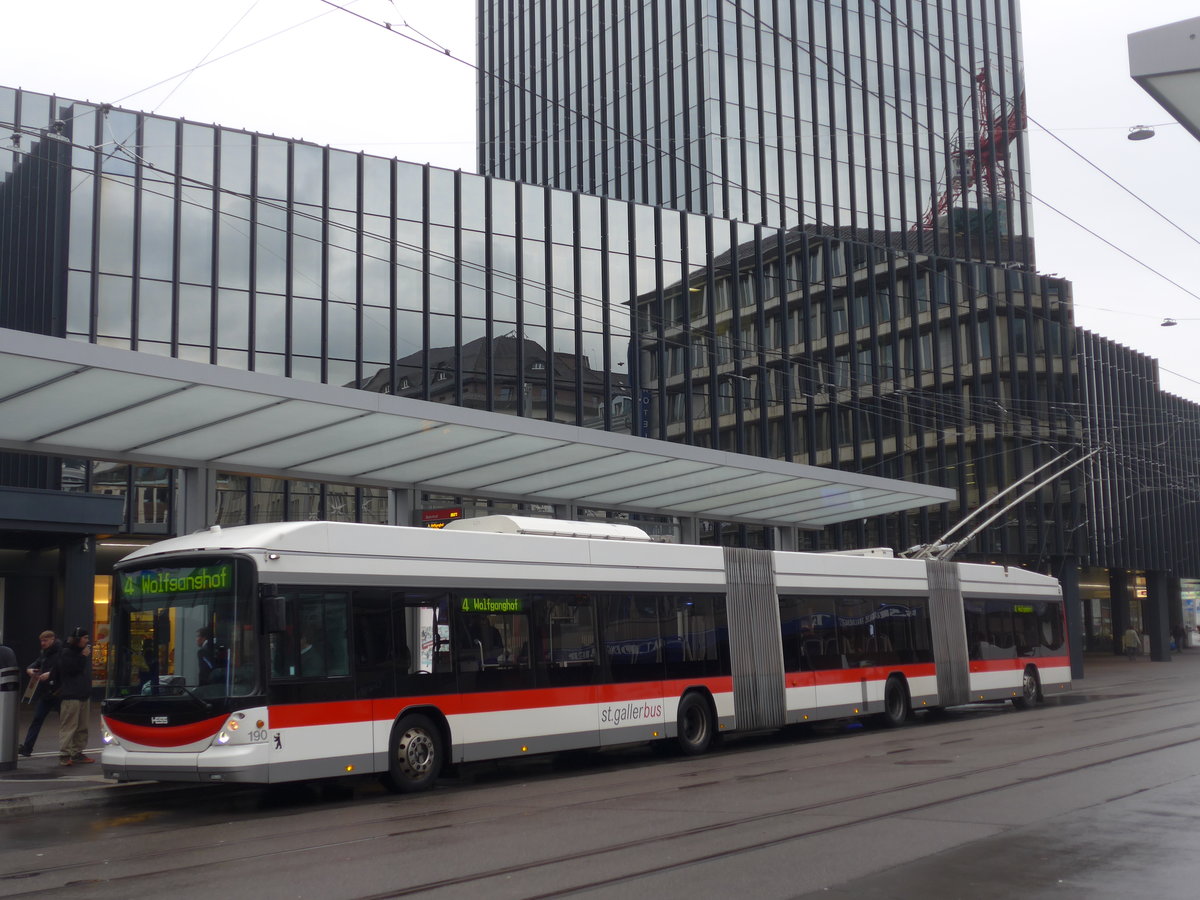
[804,663,936,687]
[104,713,227,747]
[969,656,1070,673]
[268,700,376,728]
[269,680,739,728]
[266,669,943,731]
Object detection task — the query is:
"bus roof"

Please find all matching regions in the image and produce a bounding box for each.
[441,515,652,541]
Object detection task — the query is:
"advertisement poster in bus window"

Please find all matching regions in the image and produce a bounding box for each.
[418,606,441,672]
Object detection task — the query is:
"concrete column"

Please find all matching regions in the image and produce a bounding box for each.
[1167,575,1184,640]
[679,517,699,546]
[389,488,414,527]
[772,526,797,552]
[1109,569,1132,658]
[176,467,216,535]
[1056,558,1084,679]
[59,536,95,636]
[1145,570,1171,662]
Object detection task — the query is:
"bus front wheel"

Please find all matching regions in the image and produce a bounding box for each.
[385,714,443,793]
[676,692,715,755]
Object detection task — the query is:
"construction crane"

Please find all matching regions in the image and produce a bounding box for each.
[920,69,1026,234]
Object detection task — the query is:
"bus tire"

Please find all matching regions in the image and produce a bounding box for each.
[385,713,443,793]
[876,675,911,728]
[1012,666,1040,710]
[676,692,715,756]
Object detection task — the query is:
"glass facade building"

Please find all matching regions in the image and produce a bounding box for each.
[478,0,1032,266]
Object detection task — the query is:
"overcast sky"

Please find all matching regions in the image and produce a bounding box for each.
[3,1,1198,401]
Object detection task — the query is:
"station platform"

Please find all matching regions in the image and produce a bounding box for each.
[2,648,1196,817]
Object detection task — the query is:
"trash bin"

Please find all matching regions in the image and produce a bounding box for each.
[0,645,18,771]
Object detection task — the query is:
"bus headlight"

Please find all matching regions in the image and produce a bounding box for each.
[103,729,118,746]
[216,713,246,745]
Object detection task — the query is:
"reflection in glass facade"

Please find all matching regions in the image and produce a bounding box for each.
[479,0,1032,266]
[3,81,1199,576]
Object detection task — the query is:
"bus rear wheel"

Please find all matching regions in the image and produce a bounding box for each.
[385,714,443,793]
[676,692,714,755]
[1012,666,1040,710]
[875,675,911,728]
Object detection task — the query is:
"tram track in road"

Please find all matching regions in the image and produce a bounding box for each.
[1068,694,1200,723]
[358,727,1200,899]
[1,709,1197,899]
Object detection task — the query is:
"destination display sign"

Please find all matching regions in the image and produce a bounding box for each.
[421,507,463,528]
[120,563,234,600]
[460,596,525,614]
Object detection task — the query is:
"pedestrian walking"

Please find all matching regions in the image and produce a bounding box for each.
[53,627,94,766]
[1122,626,1141,661]
[1171,623,1186,653]
[18,630,61,757]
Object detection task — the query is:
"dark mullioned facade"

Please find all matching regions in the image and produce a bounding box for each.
[479,0,1033,267]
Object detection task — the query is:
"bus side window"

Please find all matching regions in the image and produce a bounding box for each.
[964,599,987,660]
[779,596,809,673]
[907,597,934,663]
[269,591,350,679]
[352,592,396,698]
[985,600,1017,657]
[662,594,728,678]
[298,598,349,677]
[601,594,664,683]
[1036,601,1065,654]
[535,594,597,686]
[393,593,457,695]
[452,595,533,692]
[836,597,871,667]
[1013,605,1040,657]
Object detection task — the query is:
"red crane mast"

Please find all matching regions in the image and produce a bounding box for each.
[920,69,1026,231]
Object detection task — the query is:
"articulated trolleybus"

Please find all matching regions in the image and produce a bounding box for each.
[100,516,1070,791]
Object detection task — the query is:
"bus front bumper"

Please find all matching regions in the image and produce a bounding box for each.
[102,742,270,784]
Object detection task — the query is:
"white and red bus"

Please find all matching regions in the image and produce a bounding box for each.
[100,516,1070,791]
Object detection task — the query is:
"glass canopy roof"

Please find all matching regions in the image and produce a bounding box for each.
[0,329,954,528]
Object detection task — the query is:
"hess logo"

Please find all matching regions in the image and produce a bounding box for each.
[151,716,169,725]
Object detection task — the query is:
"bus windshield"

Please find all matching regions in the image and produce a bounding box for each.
[107,559,258,700]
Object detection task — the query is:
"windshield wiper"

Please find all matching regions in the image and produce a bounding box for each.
[107,694,145,712]
[108,682,213,713]
[169,683,214,712]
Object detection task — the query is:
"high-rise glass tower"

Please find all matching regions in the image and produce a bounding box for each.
[478,1,1032,266]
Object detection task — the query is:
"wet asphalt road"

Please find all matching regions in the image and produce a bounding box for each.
[1,653,1199,899]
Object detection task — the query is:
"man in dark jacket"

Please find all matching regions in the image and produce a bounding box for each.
[53,627,94,766]
[18,630,60,757]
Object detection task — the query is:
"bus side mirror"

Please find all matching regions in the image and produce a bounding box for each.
[259,585,287,633]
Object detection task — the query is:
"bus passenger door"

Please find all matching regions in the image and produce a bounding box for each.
[598,594,665,748]
[353,592,456,770]
[807,600,850,714]
[532,594,600,753]
[778,596,817,721]
[266,590,365,781]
